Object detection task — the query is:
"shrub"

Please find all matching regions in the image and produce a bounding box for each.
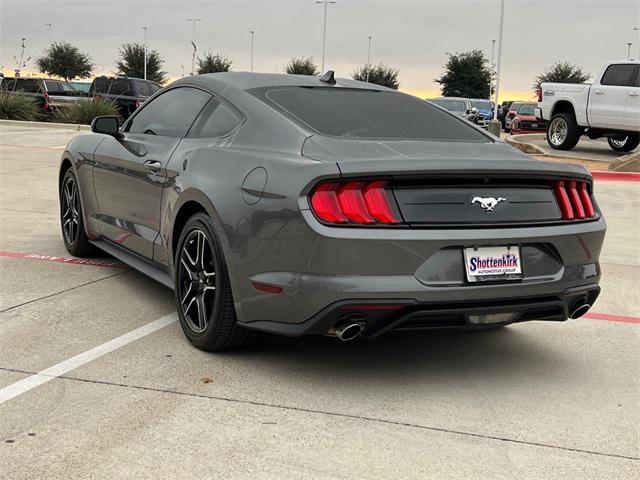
[52,98,119,125]
[0,91,40,121]
[286,57,319,76]
[352,64,400,90]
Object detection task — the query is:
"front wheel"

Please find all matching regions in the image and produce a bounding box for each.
[608,134,640,153]
[174,213,255,352]
[546,113,581,150]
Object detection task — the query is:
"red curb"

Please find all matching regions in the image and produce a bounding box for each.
[583,312,640,324]
[591,171,640,182]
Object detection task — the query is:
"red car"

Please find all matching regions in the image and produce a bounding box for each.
[510,103,547,134]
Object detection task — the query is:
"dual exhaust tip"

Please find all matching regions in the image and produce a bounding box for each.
[333,316,367,342]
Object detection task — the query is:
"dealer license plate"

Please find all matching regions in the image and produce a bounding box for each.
[463,246,522,282]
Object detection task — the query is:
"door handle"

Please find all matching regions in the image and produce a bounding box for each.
[593,90,604,95]
[143,160,162,173]
[629,92,640,97]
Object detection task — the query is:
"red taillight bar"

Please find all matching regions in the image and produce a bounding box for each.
[310,180,400,226]
[554,180,596,221]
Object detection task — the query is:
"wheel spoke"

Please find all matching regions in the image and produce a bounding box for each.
[181,282,193,304]
[196,293,207,330]
[180,256,197,280]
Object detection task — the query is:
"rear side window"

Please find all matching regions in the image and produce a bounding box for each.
[601,64,638,87]
[127,87,211,137]
[255,88,487,142]
[149,83,161,93]
[44,81,64,93]
[14,79,40,93]
[188,99,242,138]
[135,80,150,96]
[109,79,132,95]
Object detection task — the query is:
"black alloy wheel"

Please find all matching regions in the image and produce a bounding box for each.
[174,213,255,351]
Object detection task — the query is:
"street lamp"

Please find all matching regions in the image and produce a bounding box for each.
[315,1,336,74]
[142,26,148,80]
[628,42,633,60]
[366,35,372,82]
[490,39,496,103]
[493,0,505,121]
[45,23,52,46]
[187,18,202,75]
[250,30,255,72]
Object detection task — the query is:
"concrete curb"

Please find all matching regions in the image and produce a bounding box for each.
[505,134,546,155]
[0,119,90,132]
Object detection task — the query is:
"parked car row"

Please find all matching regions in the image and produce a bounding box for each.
[0,75,161,119]
[427,97,495,128]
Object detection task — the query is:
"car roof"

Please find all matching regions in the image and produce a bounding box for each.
[172,72,391,92]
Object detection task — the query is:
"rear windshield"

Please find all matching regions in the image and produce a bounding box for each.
[253,87,487,142]
[471,100,491,109]
[518,105,536,115]
[43,81,64,93]
[429,98,466,112]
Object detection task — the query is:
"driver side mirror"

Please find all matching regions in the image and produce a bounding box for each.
[91,116,122,138]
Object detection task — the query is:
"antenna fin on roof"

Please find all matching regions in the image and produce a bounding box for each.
[319,70,336,85]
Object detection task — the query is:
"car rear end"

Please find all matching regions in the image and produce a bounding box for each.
[239,84,606,339]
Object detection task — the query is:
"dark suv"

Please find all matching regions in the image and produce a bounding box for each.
[90,76,162,119]
[1,77,85,114]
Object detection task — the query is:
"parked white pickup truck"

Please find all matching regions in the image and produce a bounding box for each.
[537,60,640,152]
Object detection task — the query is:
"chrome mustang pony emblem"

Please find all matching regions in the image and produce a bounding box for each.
[471,196,506,212]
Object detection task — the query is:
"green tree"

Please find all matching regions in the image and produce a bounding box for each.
[352,63,400,90]
[116,43,167,84]
[36,42,93,81]
[285,57,319,75]
[197,52,232,74]
[435,50,491,98]
[533,62,590,92]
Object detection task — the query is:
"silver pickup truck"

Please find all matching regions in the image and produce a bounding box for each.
[537,60,640,152]
[0,77,87,115]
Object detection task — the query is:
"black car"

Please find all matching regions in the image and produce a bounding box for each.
[90,76,162,119]
[0,77,85,114]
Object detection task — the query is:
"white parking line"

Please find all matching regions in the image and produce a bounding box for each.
[0,313,177,404]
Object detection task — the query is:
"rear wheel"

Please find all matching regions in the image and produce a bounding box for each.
[174,213,255,352]
[546,113,581,150]
[607,133,640,152]
[59,169,96,257]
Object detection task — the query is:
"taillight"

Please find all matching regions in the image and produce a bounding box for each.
[554,180,596,221]
[537,87,543,102]
[310,180,401,225]
[135,100,140,109]
[43,92,50,111]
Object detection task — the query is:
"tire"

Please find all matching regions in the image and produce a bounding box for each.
[546,112,581,150]
[607,133,640,153]
[174,213,255,352]
[59,169,97,257]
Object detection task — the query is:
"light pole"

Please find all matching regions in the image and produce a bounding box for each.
[315,1,336,74]
[366,35,372,82]
[250,30,255,72]
[634,27,640,59]
[142,26,148,80]
[187,18,202,75]
[493,0,505,121]
[628,42,633,60]
[490,39,496,103]
[45,23,52,45]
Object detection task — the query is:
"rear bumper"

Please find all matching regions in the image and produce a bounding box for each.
[235,213,606,335]
[239,284,601,337]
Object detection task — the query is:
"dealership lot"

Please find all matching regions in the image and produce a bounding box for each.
[0,124,638,479]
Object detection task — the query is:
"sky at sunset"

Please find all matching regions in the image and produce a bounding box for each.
[1,0,638,103]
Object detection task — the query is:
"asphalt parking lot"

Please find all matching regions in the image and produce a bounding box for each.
[0,123,638,479]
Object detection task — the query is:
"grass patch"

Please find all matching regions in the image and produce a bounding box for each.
[0,91,40,121]
[52,98,119,125]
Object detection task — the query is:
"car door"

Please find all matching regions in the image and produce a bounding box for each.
[92,86,211,259]
[624,67,640,129]
[589,64,637,129]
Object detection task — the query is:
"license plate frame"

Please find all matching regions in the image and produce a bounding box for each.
[463,245,523,282]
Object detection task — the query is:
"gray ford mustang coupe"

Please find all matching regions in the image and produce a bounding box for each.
[58,72,606,351]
